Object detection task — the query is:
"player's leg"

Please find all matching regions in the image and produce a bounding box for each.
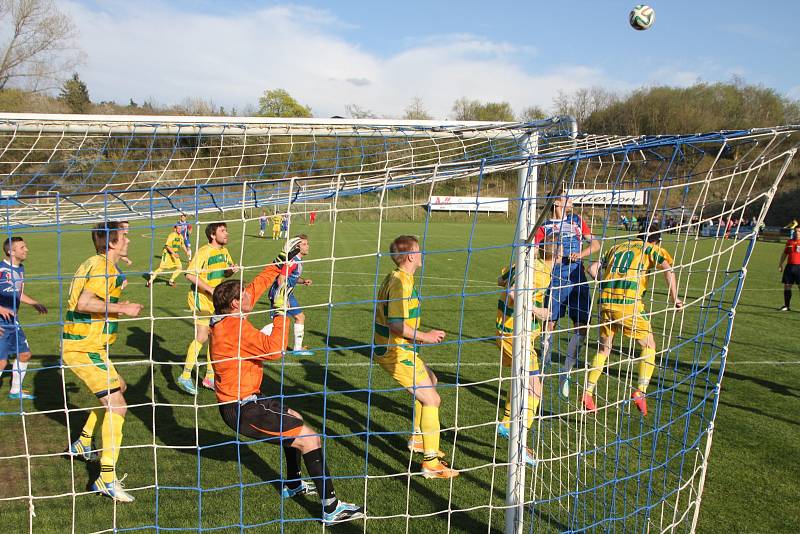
[147,255,168,286]
[167,259,182,286]
[8,327,34,399]
[780,281,793,311]
[629,310,656,415]
[409,361,458,478]
[584,310,616,412]
[408,365,444,458]
[288,295,312,355]
[221,398,363,524]
[560,270,591,398]
[180,320,209,394]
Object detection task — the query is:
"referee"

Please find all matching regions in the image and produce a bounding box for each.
[778,227,800,311]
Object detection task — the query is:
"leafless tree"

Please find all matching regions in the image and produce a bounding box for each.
[403,96,432,120]
[0,0,83,91]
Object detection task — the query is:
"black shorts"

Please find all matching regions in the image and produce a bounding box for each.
[219,396,304,444]
[782,264,800,285]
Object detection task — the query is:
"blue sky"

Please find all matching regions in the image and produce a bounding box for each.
[65,0,800,118]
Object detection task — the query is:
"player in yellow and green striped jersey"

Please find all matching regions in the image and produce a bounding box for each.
[181,222,238,394]
[146,225,190,287]
[584,224,683,416]
[64,221,143,502]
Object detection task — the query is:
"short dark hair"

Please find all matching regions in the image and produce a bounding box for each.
[92,221,125,254]
[638,222,662,243]
[205,222,226,243]
[389,235,419,266]
[2,237,23,256]
[213,279,242,315]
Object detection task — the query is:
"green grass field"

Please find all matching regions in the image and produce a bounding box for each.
[0,217,798,533]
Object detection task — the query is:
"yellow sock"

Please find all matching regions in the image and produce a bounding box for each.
[413,400,422,434]
[182,339,203,379]
[420,404,440,460]
[204,345,214,380]
[637,347,657,393]
[502,392,511,425]
[587,352,609,394]
[99,412,124,483]
[80,410,99,446]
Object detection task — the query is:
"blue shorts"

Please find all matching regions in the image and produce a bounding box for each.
[0,323,30,359]
[269,287,302,318]
[546,261,591,325]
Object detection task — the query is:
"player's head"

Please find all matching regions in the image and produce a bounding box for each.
[205,222,228,245]
[389,235,421,268]
[173,224,181,232]
[119,220,130,230]
[212,279,242,315]
[552,188,573,217]
[285,234,309,257]
[794,227,800,239]
[639,222,662,243]
[180,214,187,222]
[92,221,129,257]
[3,237,27,262]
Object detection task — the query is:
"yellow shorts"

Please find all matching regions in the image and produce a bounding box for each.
[188,291,214,326]
[496,335,540,373]
[376,349,431,389]
[158,253,182,271]
[599,304,652,341]
[63,349,121,396]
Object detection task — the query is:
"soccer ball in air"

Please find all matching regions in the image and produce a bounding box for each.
[629,5,655,30]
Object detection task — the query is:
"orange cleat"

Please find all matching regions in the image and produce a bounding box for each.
[631,389,648,416]
[582,392,597,413]
[421,459,459,479]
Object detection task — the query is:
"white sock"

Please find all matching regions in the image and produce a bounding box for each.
[10,358,28,394]
[293,323,304,350]
[563,333,585,373]
[541,334,552,367]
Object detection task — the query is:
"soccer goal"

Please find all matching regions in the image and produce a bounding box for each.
[0,113,796,533]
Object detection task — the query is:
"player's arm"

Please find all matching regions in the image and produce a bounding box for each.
[587,260,602,280]
[185,273,214,296]
[778,248,788,271]
[658,260,683,308]
[0,305,13,320]
[571,234,601,262]
[19,292,47,314]
[224,252,239,277]
[388,320,445,345]
[75,289,143,316]
[241,264,281,312]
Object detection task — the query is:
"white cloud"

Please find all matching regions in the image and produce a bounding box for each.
[62,1,620,118]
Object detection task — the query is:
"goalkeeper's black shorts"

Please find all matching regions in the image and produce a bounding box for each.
[220,394,304,444]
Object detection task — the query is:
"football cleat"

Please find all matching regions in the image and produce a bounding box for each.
[70,439,99,462]
[407,435,445,458]
[201,377,215,390]
[496,423,510,440]
[92,475,135,502]
[523,447,538,467]
[177,376,197,395]
[631,389,648,416]
[778,306,790,312]
[321,500,364,525]
[582,392,597,413]
[281,480,316,498]
[8,389,35,400]
[421,459,459,479]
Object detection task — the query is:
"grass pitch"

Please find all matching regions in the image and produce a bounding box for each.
[0,217,797,533]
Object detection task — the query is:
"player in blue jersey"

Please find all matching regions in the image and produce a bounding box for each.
[267,235,314,356]
[0,237,48,400]
[280,215,289,239]
[258,210,268,238]
[177,214,193,260]
[533,191,600,399]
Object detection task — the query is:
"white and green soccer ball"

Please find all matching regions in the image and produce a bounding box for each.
[629,4,655,30]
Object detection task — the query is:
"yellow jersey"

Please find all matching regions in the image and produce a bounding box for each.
[163,231,185,256]
[63,255,125,352]
[186,244,234,312]
[599,239,673,306]
[496,258,551,336]
[271,215,282,228]
[374,269,420,357]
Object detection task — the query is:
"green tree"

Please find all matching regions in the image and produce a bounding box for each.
[58,72,90,113]
[519,105,547,122]
[451,97,514,121]
[257,88,312,118]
